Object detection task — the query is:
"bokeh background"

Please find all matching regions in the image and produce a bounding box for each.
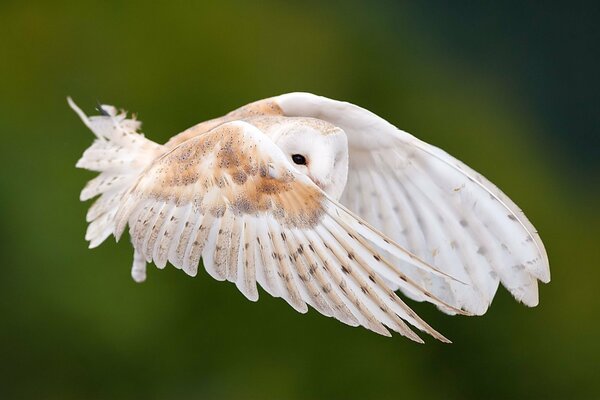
[1,1,598,399]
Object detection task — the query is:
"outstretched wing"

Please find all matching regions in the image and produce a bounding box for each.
[114,120,464,341]
[273,92,550,315]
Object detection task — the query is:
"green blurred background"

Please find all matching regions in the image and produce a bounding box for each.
[1,1,598,399]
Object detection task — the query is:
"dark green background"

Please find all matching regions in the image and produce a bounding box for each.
[1,1,598,399]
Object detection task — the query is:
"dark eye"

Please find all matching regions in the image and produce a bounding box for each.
[291,154,307,165]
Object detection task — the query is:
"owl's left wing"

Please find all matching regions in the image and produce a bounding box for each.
[273,92,550,316]
[114,120,464,341]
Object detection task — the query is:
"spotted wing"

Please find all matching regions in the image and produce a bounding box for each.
[114,120,464,341]
[274,92,550,315]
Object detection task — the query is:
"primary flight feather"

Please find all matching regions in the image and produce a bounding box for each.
[70,92,550,342]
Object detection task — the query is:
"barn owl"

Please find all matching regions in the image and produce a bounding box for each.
[70,92,550,342]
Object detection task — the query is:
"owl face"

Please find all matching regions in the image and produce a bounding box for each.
[268,118,349,200]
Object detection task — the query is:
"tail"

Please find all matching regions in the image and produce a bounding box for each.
[69,98,164,248]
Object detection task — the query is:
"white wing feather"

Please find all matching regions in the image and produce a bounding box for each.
[70,98,163,249]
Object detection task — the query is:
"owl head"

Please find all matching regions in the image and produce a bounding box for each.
[263,117,349,200]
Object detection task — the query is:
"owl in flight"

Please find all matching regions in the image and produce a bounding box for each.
[70,92,550,342]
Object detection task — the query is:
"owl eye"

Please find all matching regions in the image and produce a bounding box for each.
[291,154,307,165]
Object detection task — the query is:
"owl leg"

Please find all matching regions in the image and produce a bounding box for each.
[131,246,147,283]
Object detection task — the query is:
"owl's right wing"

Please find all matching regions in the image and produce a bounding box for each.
[114,120,465,342]
[273,92,550,316]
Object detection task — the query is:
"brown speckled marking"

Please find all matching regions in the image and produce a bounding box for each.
[141,123,324,228]
[231,170,247,185]
[233,99,284,118]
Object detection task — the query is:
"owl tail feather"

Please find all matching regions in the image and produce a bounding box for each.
[69,97,164,249]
